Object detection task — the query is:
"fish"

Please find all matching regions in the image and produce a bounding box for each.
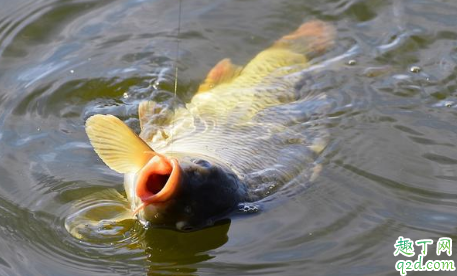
[84,20,334,231]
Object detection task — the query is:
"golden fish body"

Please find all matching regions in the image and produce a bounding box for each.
[86,20,334,230]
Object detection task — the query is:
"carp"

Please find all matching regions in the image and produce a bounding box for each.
[84,20,334,231]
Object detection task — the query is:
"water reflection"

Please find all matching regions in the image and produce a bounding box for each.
[1,0,457,275]
[144,221,230,275]
[62,183,231,275]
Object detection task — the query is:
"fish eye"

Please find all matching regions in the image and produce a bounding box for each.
[192,159,211,168]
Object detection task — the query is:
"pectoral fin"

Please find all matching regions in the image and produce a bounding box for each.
[197,58,243,93]
[85,114,155,173]
[138,101,156,130]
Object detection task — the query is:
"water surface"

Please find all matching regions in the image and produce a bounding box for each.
[1,0,457,275]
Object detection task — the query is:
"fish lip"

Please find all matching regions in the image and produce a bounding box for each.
[135,155,181,206]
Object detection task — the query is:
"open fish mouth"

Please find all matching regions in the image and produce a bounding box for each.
[135,155,181,209]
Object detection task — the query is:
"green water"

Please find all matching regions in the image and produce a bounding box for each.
[1,0,457,275]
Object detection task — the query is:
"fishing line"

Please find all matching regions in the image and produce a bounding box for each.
[171,0,182,151]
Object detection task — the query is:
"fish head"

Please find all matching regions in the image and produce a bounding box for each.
[136,155,247,231]
[86,114,247,231]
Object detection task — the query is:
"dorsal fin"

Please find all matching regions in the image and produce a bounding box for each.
[85,114,155,173]
[272,20,334,60]
[197,58,243,93]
